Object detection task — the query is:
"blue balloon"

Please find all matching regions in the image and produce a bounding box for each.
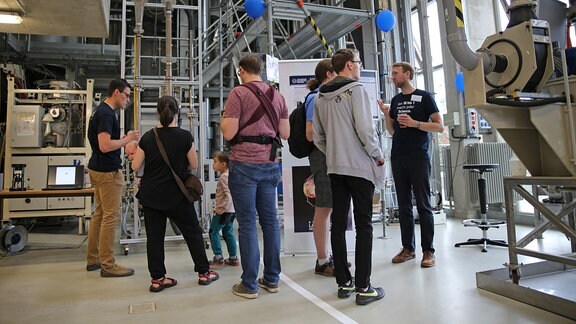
[245,0,266,19]
[376,10,396,32]
[455,72,465,93]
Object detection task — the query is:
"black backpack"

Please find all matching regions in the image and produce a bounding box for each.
[288,91,317,158]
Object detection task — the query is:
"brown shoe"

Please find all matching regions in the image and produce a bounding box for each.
[392,248,415,264]
[421,251,436,268]
[314,259,334,276]
[100,264,135,277]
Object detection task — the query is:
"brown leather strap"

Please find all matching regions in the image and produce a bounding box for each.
[152,127,193,203]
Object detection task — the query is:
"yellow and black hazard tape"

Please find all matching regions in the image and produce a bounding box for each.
[297,0,333,57]
[454,0,464,28]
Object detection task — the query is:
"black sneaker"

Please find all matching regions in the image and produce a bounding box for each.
[314,259,334,276]
[355,286,385,306]
[337,279,355,299]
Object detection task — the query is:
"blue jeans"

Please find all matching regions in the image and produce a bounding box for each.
[209,213,237,257]
[228,161,281,291]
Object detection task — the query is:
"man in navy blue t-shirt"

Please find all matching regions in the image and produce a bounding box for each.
[86,79,139,277]
[378,62,444,268]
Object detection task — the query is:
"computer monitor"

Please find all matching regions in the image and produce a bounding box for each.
[45,165,84,190]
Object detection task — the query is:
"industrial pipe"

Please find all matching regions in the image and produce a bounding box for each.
[133,0,147,131]
[506,0,536,28]
[164,0,175,96]
[440,0,505,74]
[176,0,194,32]
[440,0,483,70]
[134,0,146,35]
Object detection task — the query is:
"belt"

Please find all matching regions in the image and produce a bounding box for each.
[240,135,274,144]
[234,135,281,161]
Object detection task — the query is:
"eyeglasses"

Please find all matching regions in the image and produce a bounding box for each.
[119,90,131,99]
[351,60,363,69]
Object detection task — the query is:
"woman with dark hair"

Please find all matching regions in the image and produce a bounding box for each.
[132,96,219,292]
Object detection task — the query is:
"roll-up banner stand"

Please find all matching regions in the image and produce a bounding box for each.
[279,59,380,254]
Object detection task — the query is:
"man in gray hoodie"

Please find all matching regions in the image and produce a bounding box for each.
[313,48,385,306]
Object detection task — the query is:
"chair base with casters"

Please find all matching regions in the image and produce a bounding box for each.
[454,164,508,253]
[455,219,508,252]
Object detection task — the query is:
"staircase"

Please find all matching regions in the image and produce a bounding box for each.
[199,0,372,86]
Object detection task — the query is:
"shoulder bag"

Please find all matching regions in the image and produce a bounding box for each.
[153,127,203,203]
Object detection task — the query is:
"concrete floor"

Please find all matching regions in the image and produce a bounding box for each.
[0,218,573,324]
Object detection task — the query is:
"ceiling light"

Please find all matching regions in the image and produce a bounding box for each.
[0,12,22,24]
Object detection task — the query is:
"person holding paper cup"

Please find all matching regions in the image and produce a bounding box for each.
[377,62,444,268]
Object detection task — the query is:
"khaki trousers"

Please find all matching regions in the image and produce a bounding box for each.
[86,169,125,270]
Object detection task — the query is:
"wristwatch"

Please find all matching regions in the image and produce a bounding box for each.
[416,121,421,130]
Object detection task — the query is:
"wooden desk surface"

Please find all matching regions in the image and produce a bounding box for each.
[0,188,94,198]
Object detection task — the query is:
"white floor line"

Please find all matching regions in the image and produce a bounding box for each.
[254,247,357,322]
[279,272,358,324]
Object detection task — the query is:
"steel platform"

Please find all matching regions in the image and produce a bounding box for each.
[476,258,576,320]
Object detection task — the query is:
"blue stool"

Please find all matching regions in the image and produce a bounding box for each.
[455,164,508,252]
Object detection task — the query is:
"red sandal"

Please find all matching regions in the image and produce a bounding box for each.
[149,276,177,292]
[198,270,219,286]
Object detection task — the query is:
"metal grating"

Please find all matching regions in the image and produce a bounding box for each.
[465,142,513,204]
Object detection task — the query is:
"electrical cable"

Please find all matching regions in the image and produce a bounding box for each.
[448,136,463,202]
[26,222,36,233]
[451,127,480,140]
[487,95,569,107]
[25,236,88,251]
[486,87,505,98]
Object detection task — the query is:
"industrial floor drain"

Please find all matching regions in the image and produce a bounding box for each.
[129,303,156,314]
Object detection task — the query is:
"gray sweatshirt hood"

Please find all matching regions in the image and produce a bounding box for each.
[319,76,358,99]
[313,76,385,188]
